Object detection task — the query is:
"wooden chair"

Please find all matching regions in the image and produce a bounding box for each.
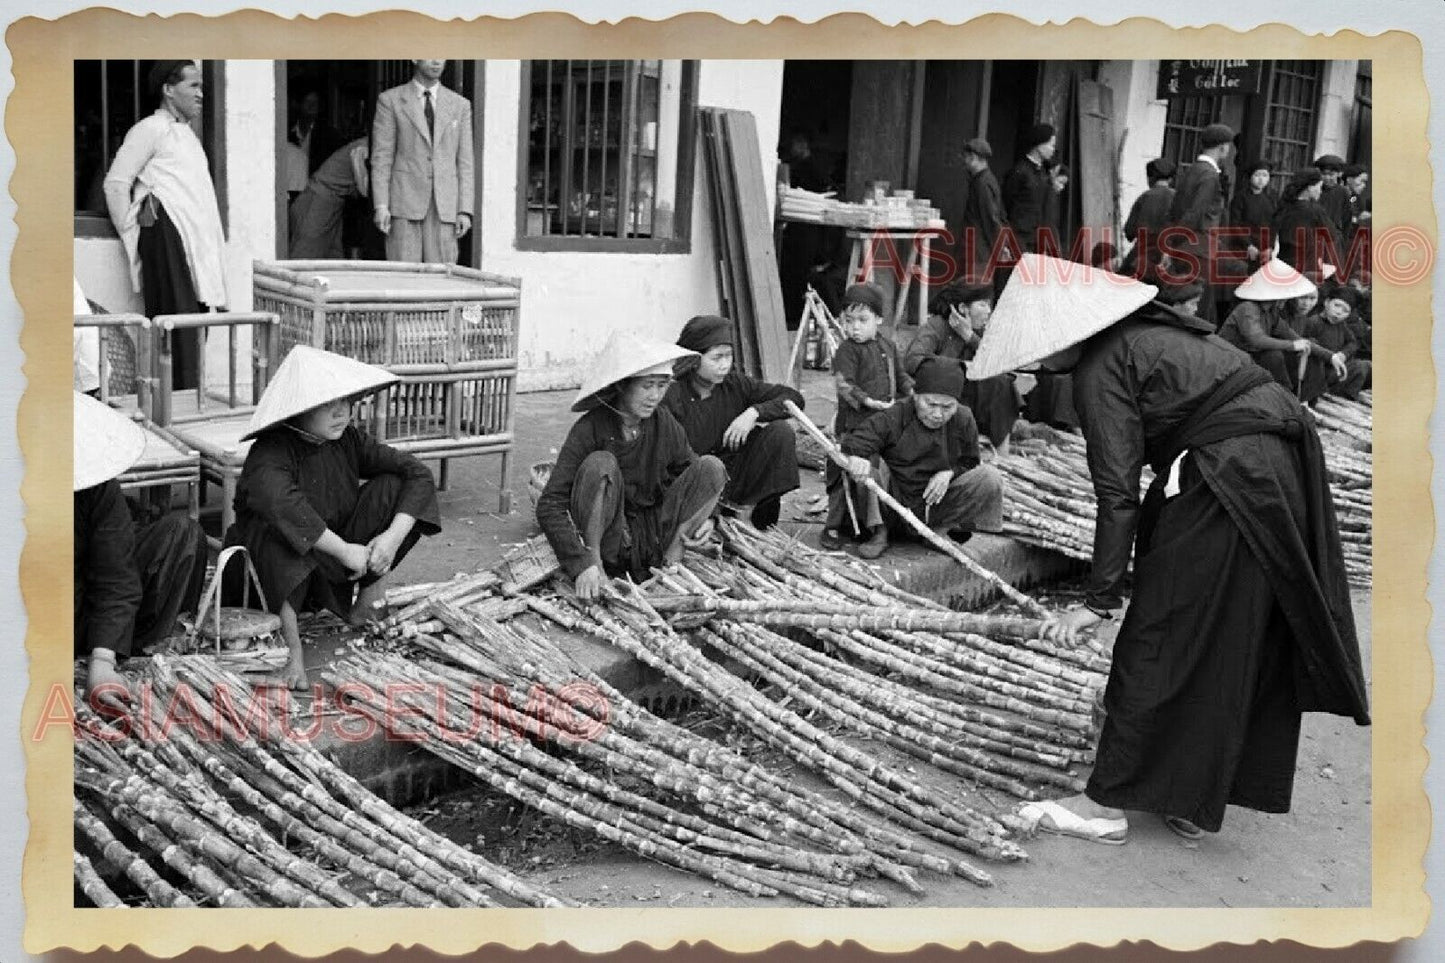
[150,312,281,540]
[74,311,201,520]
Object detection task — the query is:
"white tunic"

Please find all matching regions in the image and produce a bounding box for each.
[104,109,227,308]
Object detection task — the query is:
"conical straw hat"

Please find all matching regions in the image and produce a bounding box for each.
[967,253,1158,380]
[74,391,146,492]
[243,346,399,440]
[572,331,698,412]
[1234,261,1317,301]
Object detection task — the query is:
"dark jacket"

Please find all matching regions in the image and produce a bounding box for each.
[1273,199,1343,277]
[841,399,981,505]
[536,406,698,578]
[1122,185,1176,275]
[1002,156,1052,252]
[960,167,1006,272]
[830,336,913,436]
[74,480,142,657]
[661,371,803,458]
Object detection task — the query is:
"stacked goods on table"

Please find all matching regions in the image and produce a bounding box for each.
[992,395,1372,586]
[778,185,945,230]
[336,522,1109,903]
[73,656,573,908]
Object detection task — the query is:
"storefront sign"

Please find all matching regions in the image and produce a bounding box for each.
[1157,60,1264,98]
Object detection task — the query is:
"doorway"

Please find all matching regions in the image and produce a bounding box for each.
[275,60,483,266]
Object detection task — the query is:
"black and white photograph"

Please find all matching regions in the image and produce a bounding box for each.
[7,6,1434,955]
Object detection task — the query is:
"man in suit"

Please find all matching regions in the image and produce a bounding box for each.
[1164,122,1236,324]
[371,59,475,264]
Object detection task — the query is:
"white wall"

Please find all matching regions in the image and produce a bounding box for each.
[1101,60,1170,247]
[1313,60,1360,162]
[479,60,785,392]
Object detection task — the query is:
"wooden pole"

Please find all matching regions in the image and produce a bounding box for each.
[783,400,1048,616]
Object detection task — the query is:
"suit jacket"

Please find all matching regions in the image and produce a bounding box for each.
[371,82,475,223]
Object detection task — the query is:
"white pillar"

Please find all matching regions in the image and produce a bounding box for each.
[1099,60,1170,237]
[1313,60,1359,162]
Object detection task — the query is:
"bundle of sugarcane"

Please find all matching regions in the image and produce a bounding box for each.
[328,650,892,907]
[650,564,1090,797]
[687,526,1105,745]
[333,597,1010,894]
[73,656,572,908]
[1313,394,1372,452]
[544,583,1027,867]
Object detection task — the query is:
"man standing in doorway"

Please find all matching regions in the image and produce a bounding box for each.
[1165,123,1235,324]
[371,59,475,264]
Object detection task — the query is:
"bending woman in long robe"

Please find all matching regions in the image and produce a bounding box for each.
[969,255,1368,844]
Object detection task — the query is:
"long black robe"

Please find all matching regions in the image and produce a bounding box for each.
[223,425,440,617]
[959,167,1006,281]
[661,371,803,507]
[1072,307,1369,831]
[1002,156,1051,253]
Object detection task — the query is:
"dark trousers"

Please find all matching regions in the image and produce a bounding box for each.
[570,452,727,578]
[883,464,1006,537]
[131,513,207,649]
[138,199,203,391]
[964,375,1021,446]
[1252,350,1299,392]
[717,420,800,507]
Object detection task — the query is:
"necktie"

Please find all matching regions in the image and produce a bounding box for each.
[424,90,435,140]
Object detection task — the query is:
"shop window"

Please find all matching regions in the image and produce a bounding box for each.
[74,60,222,238]
[1259,60,1323,195]
[517,60,697,253]
[1159,95,1227,177]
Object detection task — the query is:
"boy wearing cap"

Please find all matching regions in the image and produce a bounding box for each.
[74,393,207,710]
[958,137,1006,283]
[909,282,1020,453]
[840,359,1005,560]
[1165,123,1236,323]
[1121,158,1176,278]
[1298,285,1370,402]
[1003,124,1057,255]
[223,347,442,689]
[1315,154,1349,239]
[537,332,727,601]
[662,314,804,530]
[822,282,913,551]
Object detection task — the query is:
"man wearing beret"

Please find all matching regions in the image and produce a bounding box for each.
[958,137,1008,284]
[840,359,1005,560]
[1003,123,1057,257]
[1165,122,1238,324]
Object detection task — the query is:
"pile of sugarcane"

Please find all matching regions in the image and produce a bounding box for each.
[1315,392,1372,585]
[343,520,1113,901]
[73,656,572,908]
[994,405,1371,585]
[991,425,1121,561]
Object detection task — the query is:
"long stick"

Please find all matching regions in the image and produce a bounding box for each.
[783,400,1047,616]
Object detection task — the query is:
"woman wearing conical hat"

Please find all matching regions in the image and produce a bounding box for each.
[74,393,207,710]
[536,331,728,600]
[970,254,1367,844]
[222,347,441,689]
[1216,261,1341,392]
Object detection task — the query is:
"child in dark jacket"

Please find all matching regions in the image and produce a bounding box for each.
[822,282,912,552]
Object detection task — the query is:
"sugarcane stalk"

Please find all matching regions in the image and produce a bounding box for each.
[783,399,1047,615]
[73,851,126,908]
